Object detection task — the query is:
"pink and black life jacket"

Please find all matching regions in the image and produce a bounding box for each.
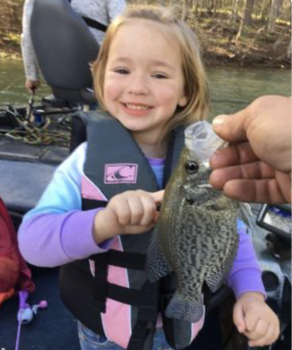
[59,111,205,350]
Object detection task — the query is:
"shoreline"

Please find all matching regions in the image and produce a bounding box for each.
[0,47,290,70]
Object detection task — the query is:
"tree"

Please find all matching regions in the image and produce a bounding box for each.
[232,0,240,22]
[235,0,255,40]
[267,0,284,33]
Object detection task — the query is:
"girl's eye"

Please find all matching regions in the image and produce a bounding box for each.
[114,68,130,75]
[152,73,168,79]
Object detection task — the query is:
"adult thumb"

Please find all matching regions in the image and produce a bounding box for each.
[233,302,246,334]
[212,109,249,143]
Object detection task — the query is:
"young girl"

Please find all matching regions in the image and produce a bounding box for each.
[19,5,279,350]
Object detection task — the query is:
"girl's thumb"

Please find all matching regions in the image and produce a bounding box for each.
[151,190,165,205]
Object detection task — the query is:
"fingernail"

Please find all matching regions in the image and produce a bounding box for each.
[212,115,228,126]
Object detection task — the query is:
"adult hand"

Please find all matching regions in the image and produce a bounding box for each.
[209,95,291,203]
[25,79,40,93]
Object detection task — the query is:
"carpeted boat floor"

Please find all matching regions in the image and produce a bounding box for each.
[0,267,80,350]
[0,265,223,350]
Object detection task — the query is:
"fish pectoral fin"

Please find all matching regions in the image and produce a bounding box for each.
[145,230,172,283]
[165,292,204,323]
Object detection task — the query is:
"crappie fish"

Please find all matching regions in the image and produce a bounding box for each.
[146,146,240,323]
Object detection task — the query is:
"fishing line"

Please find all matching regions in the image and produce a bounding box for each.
[14,291,48,350]
[0,105,70,146]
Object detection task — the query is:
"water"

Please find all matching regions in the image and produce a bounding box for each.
[207,66,291,118]
[0,58,51,107]
[0,58,291,117]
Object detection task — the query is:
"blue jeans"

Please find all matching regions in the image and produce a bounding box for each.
[77,322,173,350]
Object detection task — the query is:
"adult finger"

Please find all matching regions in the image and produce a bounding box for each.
[209,162,275,190]
[210,142,258,169]
[212,109,251,143]
[223,178,288,204]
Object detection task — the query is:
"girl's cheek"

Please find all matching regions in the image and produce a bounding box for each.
[104,79,122,101]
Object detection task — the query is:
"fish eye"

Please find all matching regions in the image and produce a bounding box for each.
[185,161,199,174]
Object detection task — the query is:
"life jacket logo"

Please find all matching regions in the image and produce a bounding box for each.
[104,164,138,184]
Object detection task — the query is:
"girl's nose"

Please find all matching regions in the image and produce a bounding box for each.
[128,75,149,95]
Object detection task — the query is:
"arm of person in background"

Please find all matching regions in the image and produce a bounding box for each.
[21,0,40,92]
[107,0,127,21]
[209,95,291,203]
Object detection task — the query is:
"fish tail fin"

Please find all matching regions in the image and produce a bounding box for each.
[146,230,172,283]
[165,292,204,323]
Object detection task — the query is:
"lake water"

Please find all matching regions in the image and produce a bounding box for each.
[0,58,290,119]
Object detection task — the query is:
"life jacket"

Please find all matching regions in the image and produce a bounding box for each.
[0,197,35,306]
[59,111,204,350]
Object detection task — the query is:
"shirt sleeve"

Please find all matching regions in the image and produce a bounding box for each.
[18,143,110,268]
[227,220,266,299]
[21,0,40,81]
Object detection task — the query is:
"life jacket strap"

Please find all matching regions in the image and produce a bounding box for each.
[127,280,159,350]
[92,251,148,313]
[92,250,146,270]
[82,198,107,210]
[127,320,155,350]
[92,253,109,313]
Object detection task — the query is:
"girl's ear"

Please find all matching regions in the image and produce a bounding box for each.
[178,95,187,107]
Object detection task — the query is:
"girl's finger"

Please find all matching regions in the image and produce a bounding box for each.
[233,303,246,333]
[248,323,276,347]
[110,198,131,225]
[139,197,157,226]
[127,196,144,225]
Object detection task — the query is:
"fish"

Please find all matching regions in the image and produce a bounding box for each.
[146,145,240,323]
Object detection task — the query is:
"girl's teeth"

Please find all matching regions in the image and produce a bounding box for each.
[126,104,149,110]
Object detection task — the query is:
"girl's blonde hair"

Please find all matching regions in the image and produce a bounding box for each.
[92,5,209,136]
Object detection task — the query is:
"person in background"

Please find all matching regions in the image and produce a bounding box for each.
[210,95,291,204]
[19,6,279,350]
[21,0,126,92]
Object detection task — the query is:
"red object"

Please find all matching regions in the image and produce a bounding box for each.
[0,197,35,304]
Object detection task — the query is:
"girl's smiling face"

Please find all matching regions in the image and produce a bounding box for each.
[103,19,187,145]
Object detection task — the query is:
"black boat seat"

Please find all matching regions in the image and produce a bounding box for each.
[0,159,56,227]
[31,0,99,105]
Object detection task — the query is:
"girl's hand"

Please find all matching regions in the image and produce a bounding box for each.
[233,292,280,347]
[93,190,164,244]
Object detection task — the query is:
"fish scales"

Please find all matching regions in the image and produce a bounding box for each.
[146,147,239,323]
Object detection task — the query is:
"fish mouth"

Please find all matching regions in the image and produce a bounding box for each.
[197,183,212,189]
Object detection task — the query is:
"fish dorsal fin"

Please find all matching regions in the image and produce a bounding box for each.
[238,202,254,229]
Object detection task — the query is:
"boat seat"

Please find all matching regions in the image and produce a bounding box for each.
[0,160,56,228]
[30,0,99,105]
